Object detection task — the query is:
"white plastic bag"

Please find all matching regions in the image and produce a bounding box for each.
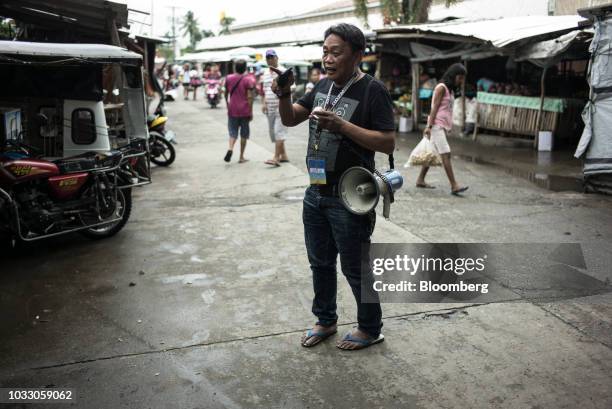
[405,137,442,167]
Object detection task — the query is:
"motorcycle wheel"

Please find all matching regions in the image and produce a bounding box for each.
[149,132,176,167]
[80,188,132,240]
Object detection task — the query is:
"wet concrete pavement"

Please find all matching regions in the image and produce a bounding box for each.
[1,97,612,409]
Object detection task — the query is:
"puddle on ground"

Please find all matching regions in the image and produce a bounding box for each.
[454,154,583,192]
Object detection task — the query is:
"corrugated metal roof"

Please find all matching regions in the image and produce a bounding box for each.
[376,15,587,48]
[0,41,142,61]
[196,14,383,51]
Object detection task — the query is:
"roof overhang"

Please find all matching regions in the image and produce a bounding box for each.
[0,40,142,64]
[375,15,587,48]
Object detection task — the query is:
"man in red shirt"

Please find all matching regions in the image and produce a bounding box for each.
[224,59,255,163]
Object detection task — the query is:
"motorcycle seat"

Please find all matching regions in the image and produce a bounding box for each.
[54,151,122,174]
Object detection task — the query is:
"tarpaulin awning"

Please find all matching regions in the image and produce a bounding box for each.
[515,29,593,67]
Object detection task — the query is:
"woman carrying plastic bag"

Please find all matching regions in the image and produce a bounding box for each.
[406,136,442,167]
[414,63,469,196]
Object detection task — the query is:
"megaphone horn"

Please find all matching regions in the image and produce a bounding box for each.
[339,166,403,219]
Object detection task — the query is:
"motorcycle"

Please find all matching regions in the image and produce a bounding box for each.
[0,140,133,242]
[147,114,176,167]
[205,77,222,108]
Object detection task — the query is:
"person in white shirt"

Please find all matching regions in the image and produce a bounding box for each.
[262,49,291,166]
[182,63,191,100]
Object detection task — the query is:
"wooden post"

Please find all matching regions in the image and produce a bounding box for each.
[472,100,479,141]
[411,62,420,129]
[461,60,467,134]
[534,66,549,149]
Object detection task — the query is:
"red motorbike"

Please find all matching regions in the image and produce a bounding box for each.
[0,140,134,244]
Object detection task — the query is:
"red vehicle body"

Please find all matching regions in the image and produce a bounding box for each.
[0,150,132,242]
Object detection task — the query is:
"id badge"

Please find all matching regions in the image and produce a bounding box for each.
[308,158,327,185]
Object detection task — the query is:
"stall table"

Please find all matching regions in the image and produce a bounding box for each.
[474,92,583,144]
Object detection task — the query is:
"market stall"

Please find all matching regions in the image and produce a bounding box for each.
[474,92,584,142]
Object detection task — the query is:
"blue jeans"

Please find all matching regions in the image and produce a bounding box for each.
[302,186,382,338]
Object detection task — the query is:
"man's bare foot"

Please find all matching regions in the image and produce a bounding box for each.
[336,327,384,350]
[301,323,337,347]
[239,158,249,163]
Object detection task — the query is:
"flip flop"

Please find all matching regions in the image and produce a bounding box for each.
[264,159,281,167]
[224,150,232,163]
[279,159,290,163]
[337,332,385,350]
[451,186,469,196]
[301,328,337,347]
[416,183,436,189]
[239,158,249,163]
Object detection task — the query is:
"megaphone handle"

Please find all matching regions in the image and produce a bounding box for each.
[388,154,395,170]
[383,194,391,219]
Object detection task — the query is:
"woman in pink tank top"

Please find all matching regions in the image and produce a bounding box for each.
[416,63,469,195]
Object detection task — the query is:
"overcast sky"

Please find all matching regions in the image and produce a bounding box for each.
[121,0,331,41]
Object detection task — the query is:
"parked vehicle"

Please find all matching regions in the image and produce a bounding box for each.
[147,114,176,166]
[0,40,151,243]
[205,77,222,108]
[1,138,133,241]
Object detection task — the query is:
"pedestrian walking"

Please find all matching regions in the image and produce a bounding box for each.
[415,63,469,195]
[262,49,290,166]
[182,63,191,100]
[223,59,255,163]
[272,24,395,350]
[189,65,202,101]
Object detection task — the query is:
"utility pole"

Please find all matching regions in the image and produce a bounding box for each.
[171,6,177,58]
[150,0,154,36]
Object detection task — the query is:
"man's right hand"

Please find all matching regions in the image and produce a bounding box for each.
[262,105,268,114]
[270,66,294,97]
[424,126,432,139]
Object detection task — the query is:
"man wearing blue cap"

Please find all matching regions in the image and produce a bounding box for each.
[262,49,290,166]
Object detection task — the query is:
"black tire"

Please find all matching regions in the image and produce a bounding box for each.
[149,133,176,166]
[80,188,132,240]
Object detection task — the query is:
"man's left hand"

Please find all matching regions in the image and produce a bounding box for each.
[311,110,344,133]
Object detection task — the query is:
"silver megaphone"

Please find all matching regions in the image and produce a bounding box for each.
[338,166,403,219]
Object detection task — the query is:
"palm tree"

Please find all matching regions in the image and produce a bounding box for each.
[219,11,235,36]
[354,0,458,26]
[181,11,203,49]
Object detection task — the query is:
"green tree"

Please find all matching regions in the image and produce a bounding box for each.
[181,10,203,49]
[201,29,215,38]
[353,0,458,26]
[219,12,235,36]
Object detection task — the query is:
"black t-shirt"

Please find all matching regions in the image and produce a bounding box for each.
[297,74,395,185]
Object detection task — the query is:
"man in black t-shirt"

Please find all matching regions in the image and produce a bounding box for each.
[271,24,396,350]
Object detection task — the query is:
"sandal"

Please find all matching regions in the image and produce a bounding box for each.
[264,159,281,167]
[224,150,232,163]
[301,328,337,348]
[451,186,469,196]
[337,332,385,351]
